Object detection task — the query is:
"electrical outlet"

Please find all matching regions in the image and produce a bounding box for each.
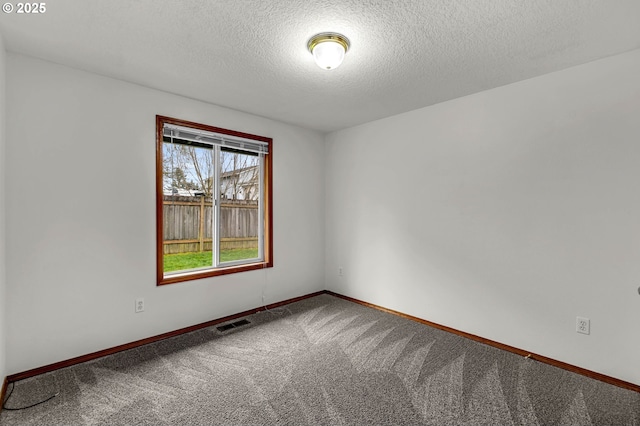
[338,266,343,277]
[576,316,590,335]
[135,298,145,313]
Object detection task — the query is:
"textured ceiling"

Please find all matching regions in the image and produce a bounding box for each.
[1,0,639,133]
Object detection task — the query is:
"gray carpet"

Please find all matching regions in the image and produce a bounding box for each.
[2,294,639,425]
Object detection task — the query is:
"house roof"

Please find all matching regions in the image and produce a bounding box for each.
[1,0,639,133]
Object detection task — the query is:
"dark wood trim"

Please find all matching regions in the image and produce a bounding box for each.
[156,115,165,286]
[10,289,636,394]
[155,115,274,286]
[7,291,324,383]
[158,262,270,286]
[0,376,8,413]
[325,291,640,393]
[264,135,273,268]
[157,115,272,144]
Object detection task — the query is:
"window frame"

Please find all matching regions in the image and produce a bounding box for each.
[156,115,273,285]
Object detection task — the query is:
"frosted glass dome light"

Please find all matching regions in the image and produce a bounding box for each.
[307,33,350,70]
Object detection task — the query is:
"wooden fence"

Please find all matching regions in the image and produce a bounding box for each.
[163,195,258,254]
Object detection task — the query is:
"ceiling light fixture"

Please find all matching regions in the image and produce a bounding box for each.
[307,32,350,70]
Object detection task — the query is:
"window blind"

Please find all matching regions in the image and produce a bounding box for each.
[163,123,269,155]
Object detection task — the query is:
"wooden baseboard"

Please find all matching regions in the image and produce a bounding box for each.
[7,291,324,383]
[325,290,640,393]
[7,289,639,394]
[0,376,8,414]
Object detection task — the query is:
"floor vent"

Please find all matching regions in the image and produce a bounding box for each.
[217,319,251,332]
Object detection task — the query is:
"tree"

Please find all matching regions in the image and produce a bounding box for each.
[163,143,260,199]
[163,144,214,196]
[220,151,259,200]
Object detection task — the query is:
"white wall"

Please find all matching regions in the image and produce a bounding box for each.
[5,54,325,374]
[0,32,7,383]
[325,49,640,385]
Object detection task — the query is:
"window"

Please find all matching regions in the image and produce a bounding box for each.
[156,115,272,285]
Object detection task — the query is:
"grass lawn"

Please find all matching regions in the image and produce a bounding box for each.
[164,248,259,272]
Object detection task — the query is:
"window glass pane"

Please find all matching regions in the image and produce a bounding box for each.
[219,150,260,263]
[162,142,214,273]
